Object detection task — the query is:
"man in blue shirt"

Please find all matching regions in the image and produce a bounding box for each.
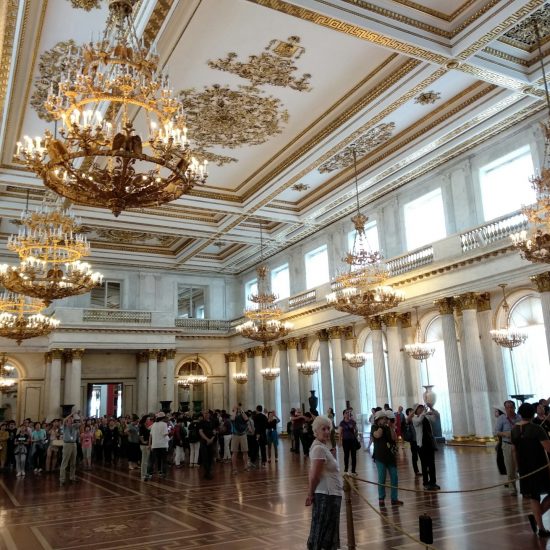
[494,400,521,496]
[59,415,80,486]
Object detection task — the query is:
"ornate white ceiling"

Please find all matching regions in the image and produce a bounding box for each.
[0,0,548,274]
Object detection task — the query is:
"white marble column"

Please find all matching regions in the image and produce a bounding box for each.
[165,349,176,404]
[147,349,159,413]
[458,293,492,439]
[245,350,255,409]
[63,350,72,406]
[43,352,52,420]
[369,317,389,407]
[253,347,264,407]
[226,353,238,410]
[318,330,333,415]
[47,349,62,420]
[435,298,469,439]
[384,313,407,410]
[328,327,346,417]
[400,313,420,406]
[342,326,361,412]
[263,346,275,411]
[236,352,247,406]
[299,337,312,410]
[532,273,550,366]
[69,349,83,411]
[455,310,475,434]
[287,339,300,409]
[157,351,167,406]
[137,352,148,416]
[278,341,290,422]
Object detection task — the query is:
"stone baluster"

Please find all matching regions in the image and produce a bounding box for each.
[369,317,389,407]
[318,329,332,414]
[532,272,550,365]
[278,341,290,423]
[328,327,346,417]
[286,338,300,409]
[383,313,407,410]
[457,293,492,439]
[137,352,148,416]
[147,349,159,413]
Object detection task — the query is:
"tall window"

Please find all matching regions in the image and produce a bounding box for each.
[305,245,329,289]
[90,281,121,309]
[271,263,290,300]
[177,285,205,318]
[404,188,446,250]
[479,145,535,221]
[348,220,379,255]
[244,278,258,309]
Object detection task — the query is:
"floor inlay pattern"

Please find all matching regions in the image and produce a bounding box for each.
[0,441,548,549]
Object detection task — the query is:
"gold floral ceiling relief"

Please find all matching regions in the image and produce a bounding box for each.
[178,84,289,148]
[318,123,395,173]
[82,227,174,246]
[208,36,312,92]
[66,0,101,10]
[503,4,550,48]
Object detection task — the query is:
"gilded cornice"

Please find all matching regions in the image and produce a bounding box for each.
[480,46,529,68]
[531,272,550,293]
[368,316,382,331]
[390,0,479,22]
[477,292,491,312]
[435,297,454,315]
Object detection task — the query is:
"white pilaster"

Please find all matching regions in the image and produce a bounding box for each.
[370,318,389,407]
[287,339,300,409]
[278,342,290,422]
[318,330,332,415]
[384,313,407,410]
[47,349,62,420]
[147,349,158,413]
[137,351,148,416]
[328,327,346,417]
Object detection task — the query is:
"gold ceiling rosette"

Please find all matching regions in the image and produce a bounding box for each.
[16,0,207,217]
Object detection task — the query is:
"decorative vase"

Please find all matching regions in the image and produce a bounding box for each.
[180,401,189,413]
[422,385,437,407]
[308,390,318,413]
[160,400,172,414]
[192,400,202,414]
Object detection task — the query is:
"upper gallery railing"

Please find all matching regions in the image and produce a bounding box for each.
[460,211,527,252]
[175,318,231,332]
[387,245,434,276]
[82,309,152,324]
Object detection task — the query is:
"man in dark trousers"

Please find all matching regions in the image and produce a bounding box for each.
[198,410,217,480]
[254,405,268,467]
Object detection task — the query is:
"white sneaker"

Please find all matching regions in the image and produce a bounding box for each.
[22,472,25,477]
[16,472,21,477]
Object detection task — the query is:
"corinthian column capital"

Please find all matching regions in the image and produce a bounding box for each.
[435,297,454,315]
[532,272,550,293]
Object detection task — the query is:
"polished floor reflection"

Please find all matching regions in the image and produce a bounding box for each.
[0,441,547,549]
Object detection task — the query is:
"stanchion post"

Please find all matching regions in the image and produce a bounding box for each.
[344,476,356,550]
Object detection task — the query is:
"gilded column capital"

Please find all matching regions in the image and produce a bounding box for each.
[435,297,455,315]
[137,351,148,362]
[63,350,73,362]
[238,351,247,362]
[399,312,411,329]
[286,338,299,349]
[477,292,491,312]
[71,349,85,360]
[299,336,309,350]
[246,348,254,358]
[225,352,237,363]
[166,349,176,360]
[342,326,354,340]
[253,347,264,357]
[328,326,342,339]
[44,352,52,363]
[277,341,287,351]
[158,350,167,362]
[264,346,273,357]
[532,272,550,293]
[147,349,160,360]
[50,349,63,360]
[368,316,382,331]
[456,292,478,310]
[382,313,398,327]
[317,329,329,342]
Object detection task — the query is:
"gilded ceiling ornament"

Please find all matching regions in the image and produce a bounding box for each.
[208,36,312,92]
[193,147,237,167]
[91,228,171,245]
[504,5,550,46]
[30,40,79,121]
[67,0,101,10]
[414,91,441,105]
[178,84,289,148]
[318,123,395,173]
[291,183,310,192]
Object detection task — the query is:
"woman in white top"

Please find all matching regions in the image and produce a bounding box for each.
[305,415,343,550]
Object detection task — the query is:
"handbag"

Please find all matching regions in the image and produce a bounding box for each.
[354,436,362,450]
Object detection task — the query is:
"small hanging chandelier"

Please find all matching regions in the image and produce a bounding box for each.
[490,284,528,349]
[260,366,280,381]
[185,355,207,385]
[0,197,103,305]
[236,222,292,343]
[343,323,367,369]
[14,0,207,217]
[177,377,191,390]
[0,353,16,391]
[404,306,435,361]
[326,147,404,317]
[297,360,320,376]
[0,293,59,345]
[232,372,248,384]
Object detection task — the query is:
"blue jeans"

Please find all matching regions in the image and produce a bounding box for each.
[376,461,398,501]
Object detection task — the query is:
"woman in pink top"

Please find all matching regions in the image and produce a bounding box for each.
[81,425,94,470]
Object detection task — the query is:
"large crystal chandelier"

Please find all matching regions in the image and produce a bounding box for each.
[343,323,367,369]
[327,147,404,317]
[0,353,16,391]
[405,306,435,361]
[512,16,550,262]
[297,360,320,376]
[236,224,292,343]
[14,0,207,217]
[177,355,207,386]
[0,293,59,345]
[490,284,528,349]
[0,198,103,305]
[261,366,280,381]
[232,372,248,384]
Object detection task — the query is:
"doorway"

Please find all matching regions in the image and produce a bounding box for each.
[87,383,123,418]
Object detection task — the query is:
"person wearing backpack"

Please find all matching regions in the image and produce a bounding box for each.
[187,416,200,467]
[231,404,249,474]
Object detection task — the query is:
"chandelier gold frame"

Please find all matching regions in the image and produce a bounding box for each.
[343,323,367,369]
[232,372,248,384]
[0,293,59,345]
[0,199,102,305]
[296,360,320,376]
[260,366,280,380]
[404,306,435,361]
[490,284,528,349]
[0,353,16,391]
[178,355,207,386]
[15,0,207,217]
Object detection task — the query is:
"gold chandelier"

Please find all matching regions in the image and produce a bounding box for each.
[0,293,59,345]
[0,198,102,305]
[236,224,292,343]
[327,147,404,317]
[260,366,280,381]
[297,360,320,376]
[512,17,550,262]
[232,372,248,384]
[15,0,207,217]
[490,284,528,349]
[178,355,207,386]
[343,323,367,369]
[0,353,16,391]
[405,306,435,361]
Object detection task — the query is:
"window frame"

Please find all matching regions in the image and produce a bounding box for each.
[403,187,446,251]
[304,244,330,289]
[271,263,290,300]
[90,280,122,309]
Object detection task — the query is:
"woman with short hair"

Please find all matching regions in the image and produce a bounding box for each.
[305,415,342,550]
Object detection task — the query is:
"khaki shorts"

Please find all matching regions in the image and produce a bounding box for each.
[231,434,248,453]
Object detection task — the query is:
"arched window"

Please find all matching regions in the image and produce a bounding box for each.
[358,332,388,414]
[501,294,549,400]
[176,360,207,411]
[424,316,452,436]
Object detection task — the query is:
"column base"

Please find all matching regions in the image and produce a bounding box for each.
[446,435,495,446]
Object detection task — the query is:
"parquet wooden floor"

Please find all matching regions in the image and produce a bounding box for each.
[0,441,547,549]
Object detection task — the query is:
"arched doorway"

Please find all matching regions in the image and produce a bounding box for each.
[176,357,208,414]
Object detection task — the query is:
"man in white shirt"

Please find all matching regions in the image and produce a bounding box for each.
[146,412,169,480]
